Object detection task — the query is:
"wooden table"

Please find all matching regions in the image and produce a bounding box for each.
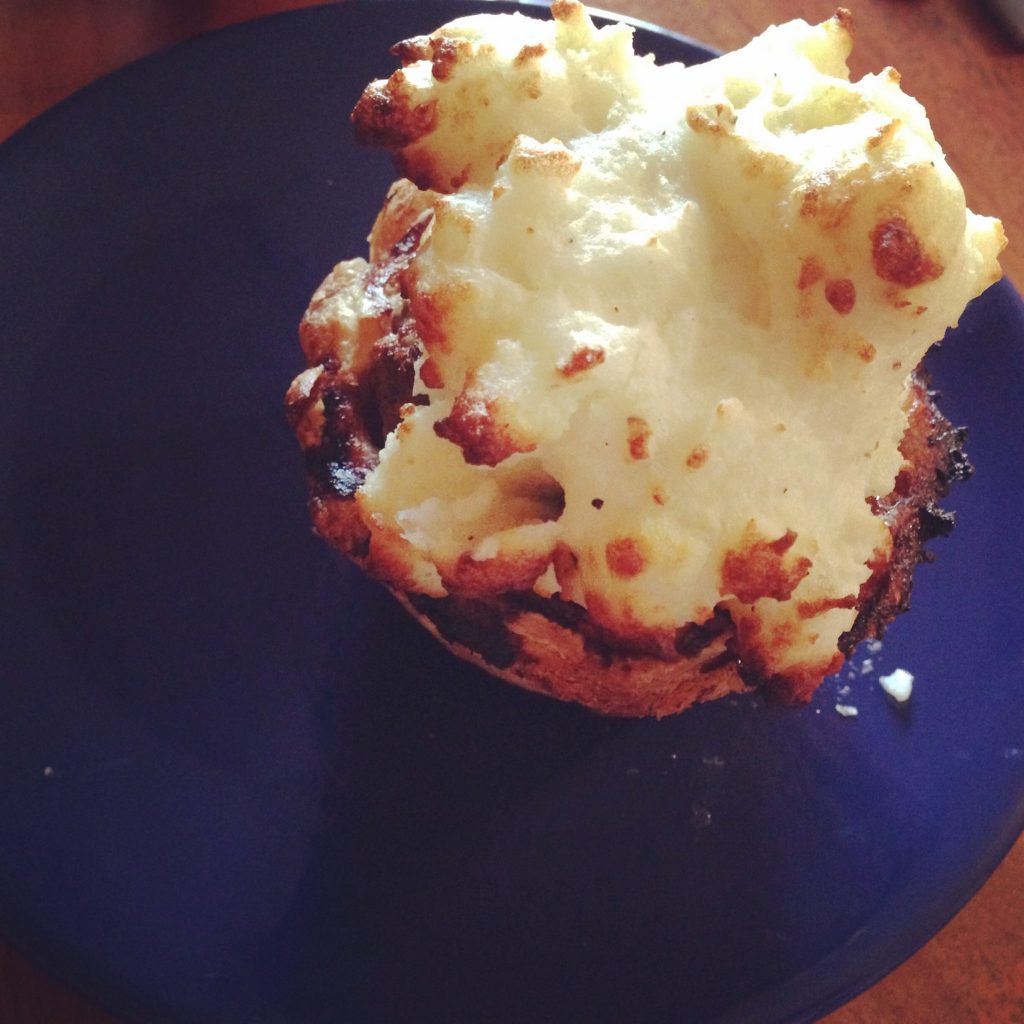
[1,2,1021,1021]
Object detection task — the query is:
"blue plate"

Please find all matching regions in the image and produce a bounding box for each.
[1,3,1022,1022]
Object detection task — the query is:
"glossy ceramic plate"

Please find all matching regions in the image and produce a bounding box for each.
[1,3,1022,1023]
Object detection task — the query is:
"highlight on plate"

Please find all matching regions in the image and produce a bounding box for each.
[286,1,1005,716]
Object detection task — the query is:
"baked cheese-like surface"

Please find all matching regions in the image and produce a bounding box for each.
[318,2,1004,691]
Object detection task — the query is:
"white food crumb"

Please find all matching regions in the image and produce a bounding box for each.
[690,804,712,829]
[879,667,914,703]
[867,639,883,655]
[860,658,874,674]
[835,703,859,717]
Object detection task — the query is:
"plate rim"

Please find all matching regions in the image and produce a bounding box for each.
[0,5,1021,1024]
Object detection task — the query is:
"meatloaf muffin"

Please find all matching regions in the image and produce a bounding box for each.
[286,2,1005,715]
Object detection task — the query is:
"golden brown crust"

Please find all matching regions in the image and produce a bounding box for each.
[719,526,812,605]
[838,374,971,652]
[871,216,944,288]
[351,74,437,154]
[432,379,538,466]
[394,590,745,718]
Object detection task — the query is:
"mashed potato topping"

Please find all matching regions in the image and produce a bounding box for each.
[298,2,1004,699]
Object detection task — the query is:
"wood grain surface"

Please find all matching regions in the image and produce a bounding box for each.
[1,1,1021,1022]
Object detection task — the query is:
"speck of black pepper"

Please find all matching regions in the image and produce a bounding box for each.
[591,498,604,509]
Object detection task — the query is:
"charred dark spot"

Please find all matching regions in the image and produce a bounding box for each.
[675,607,732,657]
[407,594,521,669]
[839,371,970,654]
[362,320,423,448]
[296,367,380,502]
[918,503,956,541]
[506,591,589,632]
[362,214,432,320]
[352,81,438,151]
[699,648,736,675]
[932,425,972,486]
[390,35,432,65]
